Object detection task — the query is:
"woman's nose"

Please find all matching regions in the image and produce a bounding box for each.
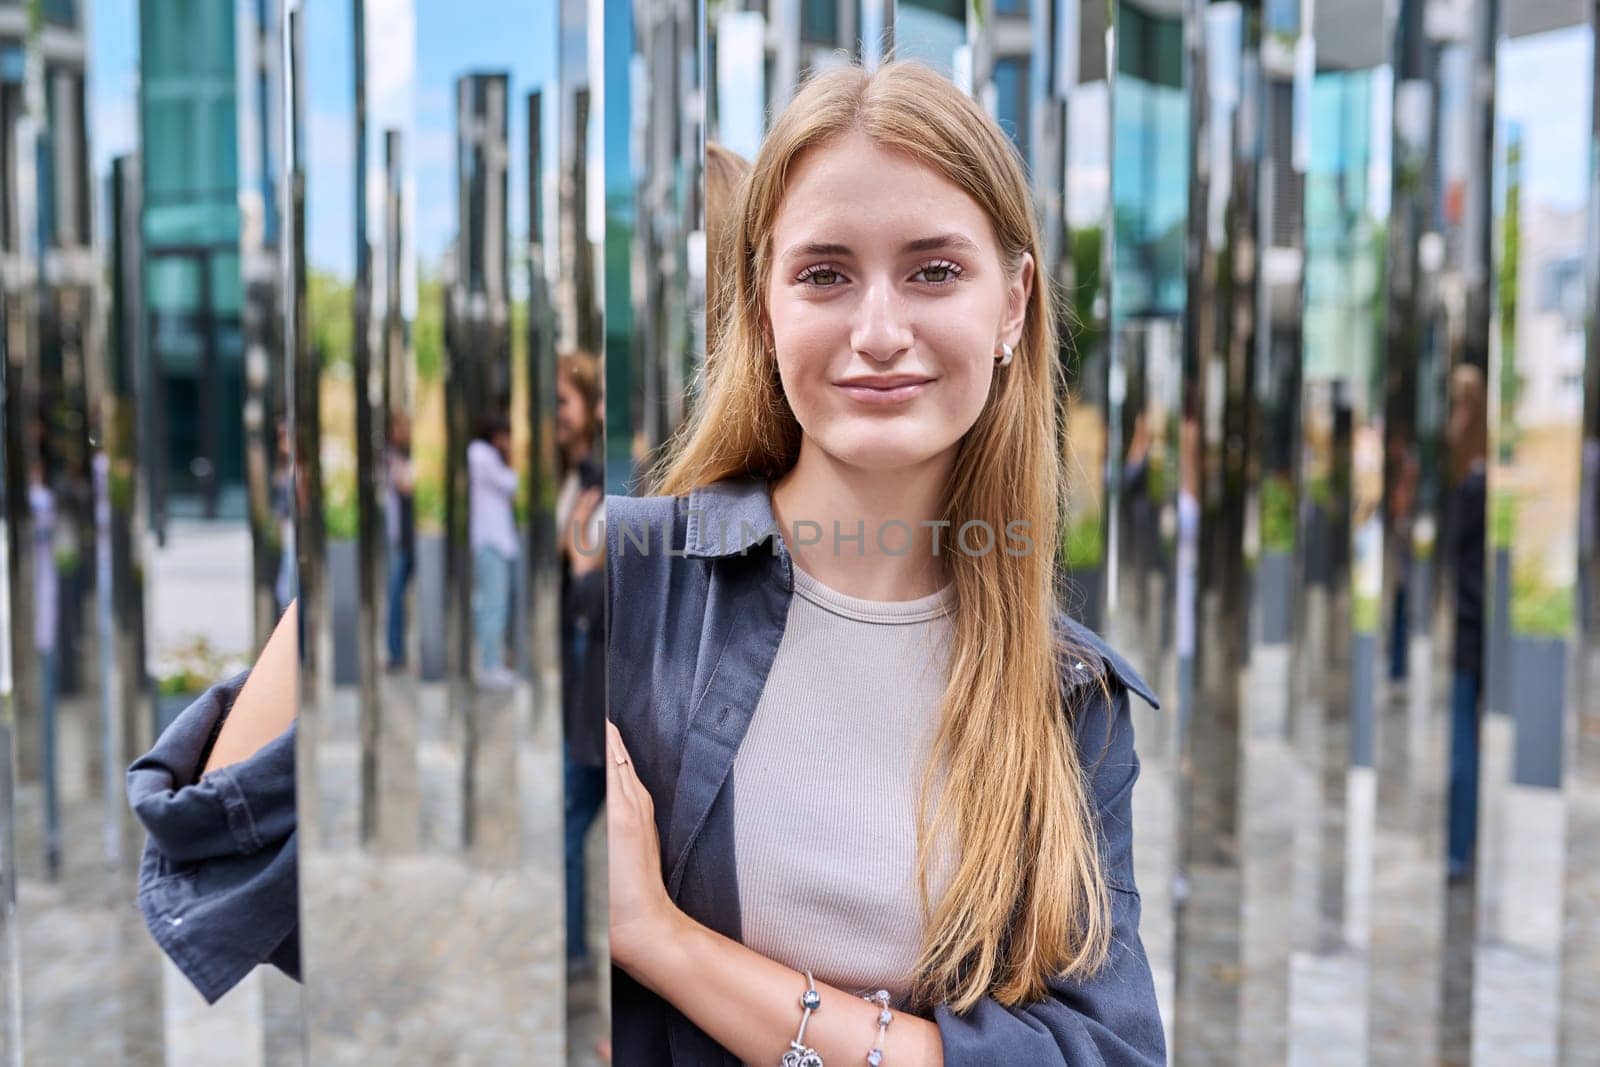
[850,278,914,361]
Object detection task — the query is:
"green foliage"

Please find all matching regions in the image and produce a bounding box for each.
[1497,139,1523,459]
[1068,226,1105,354]
[1062,512,1104,570]
[155,635,244,698]
[1260,473,1296,554]
[1352,591,1380,635]
[1510,558,1573,638]
[323,470,359,540]
[309,270,354,370]
[412,470,442,533]
[415,271,445,383]
[1491,489,1517,550]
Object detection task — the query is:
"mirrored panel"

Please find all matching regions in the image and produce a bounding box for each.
[290,0,584,1060]
[0,0,300,1059]
[0,0,1598,1062]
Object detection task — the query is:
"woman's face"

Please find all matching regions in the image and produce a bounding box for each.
[556,373,592,457]
[764,131,1032,474]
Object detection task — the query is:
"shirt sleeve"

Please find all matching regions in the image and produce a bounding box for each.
[932,681,1167,1066]
[469,440,520,495]
[126,668,302,1004]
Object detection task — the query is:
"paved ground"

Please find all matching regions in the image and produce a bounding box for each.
[5,522,1593,1063]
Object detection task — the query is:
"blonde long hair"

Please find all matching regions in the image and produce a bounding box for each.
[645,60,1115,1013]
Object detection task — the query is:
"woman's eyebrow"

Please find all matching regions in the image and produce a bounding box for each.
[901,233,981,255]
[781,233,981,260]
[783,240,853,260]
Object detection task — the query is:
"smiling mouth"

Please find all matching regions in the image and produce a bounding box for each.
[835,380,932,405]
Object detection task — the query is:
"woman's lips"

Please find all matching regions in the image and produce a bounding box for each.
[836,380,932,405]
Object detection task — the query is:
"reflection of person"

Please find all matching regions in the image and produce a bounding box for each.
[1175,410,1201,708]
[556,350,607,976]
[704,141,752,387]
[385,412,417,670]
[1445,364,1488,881]
[605,61,1165,1065]
[29,454,62,878]
[272,417,295,613]
[1386,429,1420,680]
[469,413,519,686]
[126,602,300,1003]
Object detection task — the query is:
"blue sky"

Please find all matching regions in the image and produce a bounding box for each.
[93,0,558,283]
[1496,25,1592,214]
[88,0,138,180]
[304,0,559,279]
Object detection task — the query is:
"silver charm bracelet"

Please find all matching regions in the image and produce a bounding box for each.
[861,989,893,1065]
[780,970,823,1067]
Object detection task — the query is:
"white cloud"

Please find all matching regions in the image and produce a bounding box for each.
[367,0,416,130]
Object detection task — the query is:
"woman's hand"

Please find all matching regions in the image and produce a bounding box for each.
[606,718,683,972]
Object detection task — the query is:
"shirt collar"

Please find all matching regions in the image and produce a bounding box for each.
[679,475,1160,709]
[683,476,788,559]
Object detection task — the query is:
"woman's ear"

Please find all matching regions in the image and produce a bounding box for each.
[1001,252,1034,348]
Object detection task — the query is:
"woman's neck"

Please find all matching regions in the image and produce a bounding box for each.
[561,440,593,472]
[769,443,954,602]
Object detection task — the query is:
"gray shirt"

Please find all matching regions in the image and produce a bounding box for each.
[732,564,961,1019]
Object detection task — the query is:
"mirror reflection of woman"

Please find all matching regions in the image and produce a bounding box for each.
[605,60,1164,1065]
[555,350,607,982]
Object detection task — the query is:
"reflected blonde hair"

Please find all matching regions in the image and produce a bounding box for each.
[704,141,752,383]
[645,60,1117,1013]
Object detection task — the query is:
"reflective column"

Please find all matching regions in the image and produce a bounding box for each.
[1110,0,1189,1035]
[1563,0,1600,1055]
[1171,0,1267,1055]
[1292,0,1394,1055]
[1478,3,1589,1061]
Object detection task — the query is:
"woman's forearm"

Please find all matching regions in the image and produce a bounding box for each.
[626,910,945,1066]
[203,600,299,774]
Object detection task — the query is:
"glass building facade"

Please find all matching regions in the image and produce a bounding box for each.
[139,0,245,519]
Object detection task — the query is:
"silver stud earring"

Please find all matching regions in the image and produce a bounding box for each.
[996,342,1014,367]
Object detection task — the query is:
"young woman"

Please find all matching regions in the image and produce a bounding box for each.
[603,60,1164,1065]
[125,56,1162,1066]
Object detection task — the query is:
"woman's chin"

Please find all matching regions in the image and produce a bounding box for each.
[821,437,951,474]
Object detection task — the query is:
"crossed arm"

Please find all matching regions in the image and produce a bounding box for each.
[604,718,947,1066]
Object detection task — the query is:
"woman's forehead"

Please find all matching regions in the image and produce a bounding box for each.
[771,138,996,252]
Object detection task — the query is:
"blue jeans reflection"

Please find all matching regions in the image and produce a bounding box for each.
[1447,668,1481,878]
[564,742,606,963]
[472,545,513,673]
[386,547,413,667]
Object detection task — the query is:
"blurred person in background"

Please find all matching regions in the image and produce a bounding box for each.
[557,349,607,976]
[29,442,62,879]
[385,411,417,671]
[272,417,295,614]
[1445,363,1488,881]
[469,413,519,687]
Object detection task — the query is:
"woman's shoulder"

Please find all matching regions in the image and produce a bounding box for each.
[604,490,689,556]
[1051,610,1161,712]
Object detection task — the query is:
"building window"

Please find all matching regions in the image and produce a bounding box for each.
[993,56,1030,168]
[902,0,963,19]
[800,0,838,45]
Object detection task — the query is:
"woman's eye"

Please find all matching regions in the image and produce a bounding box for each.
[798,266,844,286]
[915,261,962,284]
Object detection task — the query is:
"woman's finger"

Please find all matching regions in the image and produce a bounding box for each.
[605,719,641,805]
